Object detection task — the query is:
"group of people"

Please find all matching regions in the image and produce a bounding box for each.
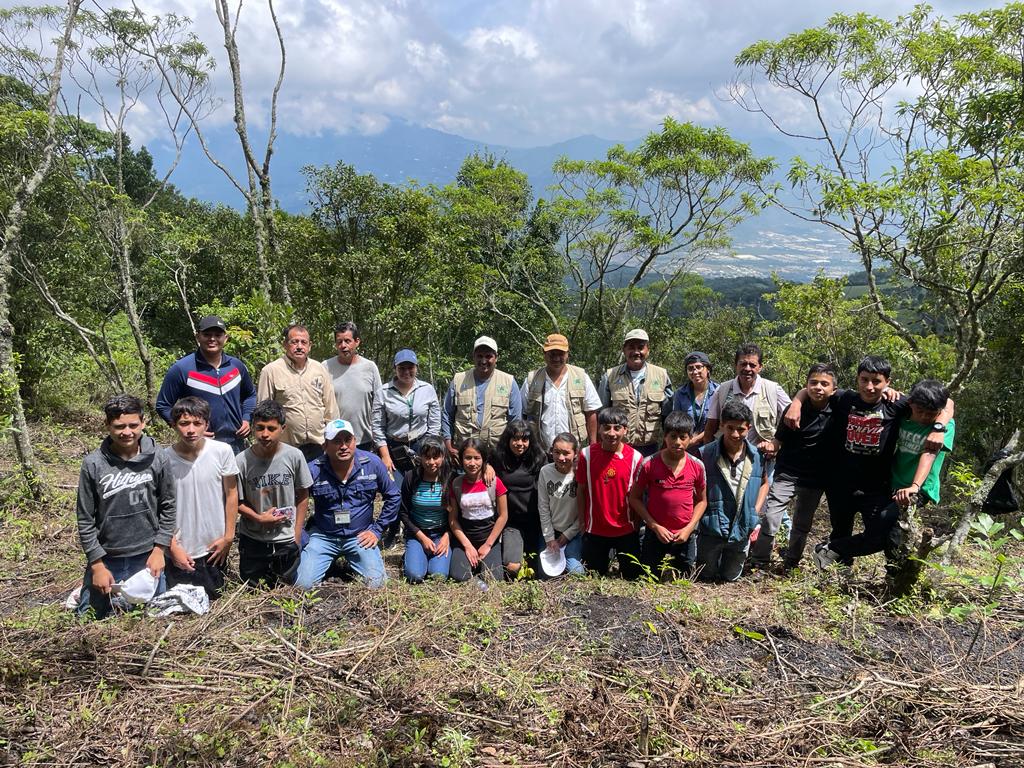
[75,316,955,617]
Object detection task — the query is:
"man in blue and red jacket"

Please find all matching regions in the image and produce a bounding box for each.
[156,315,257,453]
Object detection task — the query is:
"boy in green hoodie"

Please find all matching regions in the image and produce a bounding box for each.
[76,395,177,618]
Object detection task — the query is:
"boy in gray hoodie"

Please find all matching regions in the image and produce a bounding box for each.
[76,395,176,618]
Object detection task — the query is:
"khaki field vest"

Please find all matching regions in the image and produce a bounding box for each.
[524,364,590,447]
[452,369,516,450]
[605,363,669,447]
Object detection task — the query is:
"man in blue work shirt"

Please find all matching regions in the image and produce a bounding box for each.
[441,336,522,462]
[295,419,400,589]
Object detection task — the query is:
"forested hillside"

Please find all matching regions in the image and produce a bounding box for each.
[1,2,1024,766]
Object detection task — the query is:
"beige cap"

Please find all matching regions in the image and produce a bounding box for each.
[542,333,570,352]
[473,335,498,353]
[623,328,649,344]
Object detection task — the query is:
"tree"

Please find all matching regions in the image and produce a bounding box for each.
[0,0,81,497]
[734,4,1024,573]
[52,7,212,412]
[438,153,566,370]
[734,5,1024,395]
[132,0,286,301]
[549,117,773,371]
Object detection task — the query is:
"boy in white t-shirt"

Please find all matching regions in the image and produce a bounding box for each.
[166,397,239,598]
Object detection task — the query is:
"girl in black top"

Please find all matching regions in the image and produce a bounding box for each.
[493,419,546,578]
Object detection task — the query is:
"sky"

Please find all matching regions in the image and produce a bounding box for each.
[17,0,985,150]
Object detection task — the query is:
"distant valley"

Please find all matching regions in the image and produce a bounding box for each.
[151,119,860,281]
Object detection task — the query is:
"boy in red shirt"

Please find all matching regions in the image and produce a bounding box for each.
[576,407,644,578]
[630,411,707,580]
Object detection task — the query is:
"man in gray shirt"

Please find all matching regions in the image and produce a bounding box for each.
[323,321,384,452]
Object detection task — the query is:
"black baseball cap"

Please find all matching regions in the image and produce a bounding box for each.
[197,315,227,333]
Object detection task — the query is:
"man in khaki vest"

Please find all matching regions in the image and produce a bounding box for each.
[441,336,522,460]
[598,328,674,457]
[699,342,791,461]
[522,334,601,452]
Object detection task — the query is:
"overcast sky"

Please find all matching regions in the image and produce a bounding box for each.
[7,0,997,147]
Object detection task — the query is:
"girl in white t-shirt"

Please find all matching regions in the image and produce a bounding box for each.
[447,438,507,583]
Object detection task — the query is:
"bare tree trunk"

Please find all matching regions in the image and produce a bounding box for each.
[113,224,156,413]
[0,0,81,498]
[214,0,286,300]
[942,430,1024,566]
[886,500,930,596]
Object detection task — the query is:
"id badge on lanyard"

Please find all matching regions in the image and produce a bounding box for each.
[334,508,352,526]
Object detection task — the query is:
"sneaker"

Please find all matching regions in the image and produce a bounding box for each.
[813,542,839,570]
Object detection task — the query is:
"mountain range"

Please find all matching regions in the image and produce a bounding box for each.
[151,118,858,281]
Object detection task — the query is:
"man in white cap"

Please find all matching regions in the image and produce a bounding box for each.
[441,336,522,460]
[598,328,674,457]
[522,333,601,452]
[295,418,400,589]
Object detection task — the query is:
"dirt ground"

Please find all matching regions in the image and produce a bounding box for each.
[1,425,1022,767]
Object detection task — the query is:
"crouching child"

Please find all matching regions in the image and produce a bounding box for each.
[696,401,769,581]
[165,396,239,599]
[629,411,707,580]
[76,395,176,618]
[236,400,312,587]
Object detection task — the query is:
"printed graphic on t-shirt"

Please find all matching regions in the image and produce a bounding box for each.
[545,477,577,498]
[460,488,494,520]
[896,426,926,456]
[845,408,884,455]
[251,471,294,490]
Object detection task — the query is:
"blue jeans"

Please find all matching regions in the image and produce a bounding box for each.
[77,552,167,619]
[296,530,387,589]
[404,531,452,582]
[696,534,749,582]
[537,533,586,578]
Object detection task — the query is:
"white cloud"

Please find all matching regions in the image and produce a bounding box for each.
[3,0,990,148]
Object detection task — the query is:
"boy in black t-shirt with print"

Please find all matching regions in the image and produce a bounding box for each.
[786,356,953,568]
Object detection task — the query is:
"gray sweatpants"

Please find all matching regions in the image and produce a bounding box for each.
[748,473,825,568]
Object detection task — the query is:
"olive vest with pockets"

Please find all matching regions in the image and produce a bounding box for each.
[524,365,590,448]
[605,363,670,447]
[451,369,516,450]
[722,378,781,443]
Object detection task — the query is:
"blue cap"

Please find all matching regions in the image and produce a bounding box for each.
[394,349,418,366]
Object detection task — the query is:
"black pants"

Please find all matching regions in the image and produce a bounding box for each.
[238,535,300,587]
[582,531,642,579]
[449,542,504,582]
[166,554,227,599]
[828,490,897,561]
[640,532,697,579]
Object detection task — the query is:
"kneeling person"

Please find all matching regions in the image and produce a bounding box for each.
[577,407,644,579]
[76,395,176,618]
[297,419,400,589]
[236,400,312,587]
[697,401,769,581]
[630,411,707,580]
[165,397,239,599]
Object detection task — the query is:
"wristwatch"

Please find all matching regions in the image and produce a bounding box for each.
[931,422,947,433]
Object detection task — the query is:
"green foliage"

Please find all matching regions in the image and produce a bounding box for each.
[199,292,295,374]
[736,5,1024,396]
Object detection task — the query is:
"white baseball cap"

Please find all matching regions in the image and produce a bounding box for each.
[324,419,356,441]
[473,335,498,353]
